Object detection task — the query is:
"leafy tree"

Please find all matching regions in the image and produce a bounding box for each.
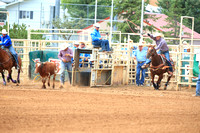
[0,23,45,39]
[52,15,85,40]
[60,0,155,42]
[157,0,200,38]
[61,0,111,27]
[182,0,200,33]
[157,0,184,38]
[113,0,153,42]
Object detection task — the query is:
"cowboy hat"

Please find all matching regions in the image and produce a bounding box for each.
[139,42,145,46]
[74,41,80,45]
[60,43,70,50]
[93,23,100,28]
[153,33,162,37]
[1,29,7,34]
[182,41,188,45]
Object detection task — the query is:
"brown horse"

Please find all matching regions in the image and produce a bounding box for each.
[146,45,173,90]
[0,47,22,85]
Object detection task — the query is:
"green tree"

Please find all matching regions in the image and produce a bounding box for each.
[61,0,111,27]
[0,23,45,39]
[52,15,85,40]
[182,0,200,33]
[157,0,184,38]
[113,0,153,42]
[157,0,200,38]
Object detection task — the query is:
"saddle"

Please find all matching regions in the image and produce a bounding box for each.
[160,54,173,65]
[3,48,17,67]
[150,54,174,71]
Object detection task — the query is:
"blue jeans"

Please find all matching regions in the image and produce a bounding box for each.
[145,50,173,72]
[92,40,110,51]
[136,62,146,85]
[196,74,200,96]
[60,61,72,84]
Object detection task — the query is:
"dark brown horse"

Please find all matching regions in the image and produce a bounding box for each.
[0,47,22,85]
[146,45,173,90]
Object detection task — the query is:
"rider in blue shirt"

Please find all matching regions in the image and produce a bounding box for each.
[134,43,148,86]
[0,29,19,69]
[90,23,111,52]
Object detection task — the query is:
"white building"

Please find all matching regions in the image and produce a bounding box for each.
[0,0,65,29]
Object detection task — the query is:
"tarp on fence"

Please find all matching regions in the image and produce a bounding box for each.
[29,50,69,81]
[193,54,200,77]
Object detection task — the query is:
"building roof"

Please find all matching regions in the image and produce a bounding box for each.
[144,13,200,39]
[0,0,24,8]
[0,1,6,6]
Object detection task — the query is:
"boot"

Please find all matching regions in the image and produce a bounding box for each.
[59,83,64,89]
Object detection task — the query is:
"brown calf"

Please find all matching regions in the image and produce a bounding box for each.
[35,62,58,89]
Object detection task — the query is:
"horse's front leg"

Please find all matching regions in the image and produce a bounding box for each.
[157,74,163,90]
[17,68,20,84]
[1,72,6,85]
[164,74,172,90]
[151,72,157,90]
[8,69,17,83]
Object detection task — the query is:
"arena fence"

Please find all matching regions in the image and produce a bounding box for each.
[9,30,200,89]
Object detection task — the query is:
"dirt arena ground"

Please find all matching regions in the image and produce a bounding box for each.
[0,80,200,133]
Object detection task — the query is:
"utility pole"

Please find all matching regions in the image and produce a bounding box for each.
[110,0,114,43]
[53,0,60,44]
[140,0,144,41]
[55,0,60,19]
[94,0,97,23]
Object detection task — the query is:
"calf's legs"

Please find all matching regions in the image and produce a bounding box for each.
[42,78,47,89]
[53,74,56,89]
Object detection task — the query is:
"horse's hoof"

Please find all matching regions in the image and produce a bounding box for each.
[3,82,6,86]
[53,85,55,89]
[7,77,10,83]
[12,80,17,83]
[164,86,167,90]
[42,86,46,89]
[17,80,20,83]
[48,83,50,86]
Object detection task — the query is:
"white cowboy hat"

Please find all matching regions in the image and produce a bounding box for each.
[74,41,80,45]
[139,43,144,46]
[138,39,146,46]
[2,29,7,34]
[153,33,162,37]
[182,41,188,45]
[60,43,70,50]
[93,23,100,28]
